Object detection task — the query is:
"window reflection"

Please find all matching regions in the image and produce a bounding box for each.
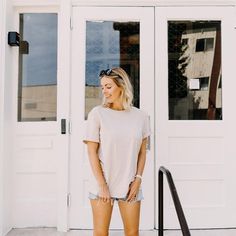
[168,21,222,120]
[85,21,140,118]
[18,13,58,121]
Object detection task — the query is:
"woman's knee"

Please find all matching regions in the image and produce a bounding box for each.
[124,228,139,236]
[93,228,109,236]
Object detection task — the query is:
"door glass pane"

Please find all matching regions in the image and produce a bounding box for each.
[18,13,58,121]
[85,21,139,118]
[168,21,222,120]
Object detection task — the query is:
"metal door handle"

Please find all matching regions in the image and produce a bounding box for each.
[61,119,66,134]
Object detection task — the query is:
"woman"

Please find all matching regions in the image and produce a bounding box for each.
[83,67,151,236]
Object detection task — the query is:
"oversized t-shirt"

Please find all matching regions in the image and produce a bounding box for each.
[83,105,151,198]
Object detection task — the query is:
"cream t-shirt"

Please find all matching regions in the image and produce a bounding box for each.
[83,105,151,198]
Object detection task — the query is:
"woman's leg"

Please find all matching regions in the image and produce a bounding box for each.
[118,201,141,236]
[90,199,114,236]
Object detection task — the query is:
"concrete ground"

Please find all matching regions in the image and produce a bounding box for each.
[6,228,236,236]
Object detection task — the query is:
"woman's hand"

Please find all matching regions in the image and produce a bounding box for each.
[126,178,141,202]
[98,183,113,204]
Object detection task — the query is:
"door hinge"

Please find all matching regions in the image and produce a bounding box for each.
[67,193,71,207]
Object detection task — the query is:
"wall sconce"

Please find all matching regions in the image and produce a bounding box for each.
[8,32,20,46]
[8,31,29,54]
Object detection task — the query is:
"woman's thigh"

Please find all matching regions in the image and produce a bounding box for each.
[118,200,141,236]
[90,199,114,234]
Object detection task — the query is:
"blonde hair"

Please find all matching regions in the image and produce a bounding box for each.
[100,67,133,110]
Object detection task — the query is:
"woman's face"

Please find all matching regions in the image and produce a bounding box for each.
[101,76,122,104]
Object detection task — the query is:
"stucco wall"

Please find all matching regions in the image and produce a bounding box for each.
[0,0,16,235]
[0,0,5,235]
[10,0,236,7]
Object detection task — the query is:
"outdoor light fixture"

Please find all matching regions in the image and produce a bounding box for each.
[8,31,29,54]
[8,31,20,46]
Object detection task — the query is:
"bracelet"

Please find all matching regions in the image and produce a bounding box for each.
[135,174,142,181]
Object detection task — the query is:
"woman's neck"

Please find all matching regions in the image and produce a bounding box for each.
[109,102,124,111]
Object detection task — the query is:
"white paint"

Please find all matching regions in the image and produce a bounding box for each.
[0,0,17,235]
[0,0,6,234]
[1,0,236,234]
[71,0,236,7]
[12,0,60,7]
[155,6,236,228]
[11,0,236,7]
[7,5,70,233]
[69,6,155,229]
[56,0,71,232]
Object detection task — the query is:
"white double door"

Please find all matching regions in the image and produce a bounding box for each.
[69,5,236,230]
[69,7,155,229]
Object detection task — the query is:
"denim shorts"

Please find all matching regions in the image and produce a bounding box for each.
[88,189,144,202]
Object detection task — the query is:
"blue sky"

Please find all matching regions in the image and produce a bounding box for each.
[22,13,57,86]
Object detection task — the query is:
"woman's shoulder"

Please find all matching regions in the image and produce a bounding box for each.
[131,106,149,117]
[87,105,103,117]
[89,105,104,112]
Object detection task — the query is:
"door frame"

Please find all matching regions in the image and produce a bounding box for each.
[155,6,236,229]
[69,6,155,230]
[11,5,70,232]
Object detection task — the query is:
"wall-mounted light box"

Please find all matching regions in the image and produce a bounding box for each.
[8,32,20,46]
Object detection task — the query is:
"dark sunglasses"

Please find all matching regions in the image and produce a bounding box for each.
[99,69,122,79]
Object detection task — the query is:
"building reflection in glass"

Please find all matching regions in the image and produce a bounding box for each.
[85,21,140,118]
[168,21,222,120]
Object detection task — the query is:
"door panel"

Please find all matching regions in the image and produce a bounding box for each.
[156,6,236,228]
[70,7,154,229]
[11,12,69,227]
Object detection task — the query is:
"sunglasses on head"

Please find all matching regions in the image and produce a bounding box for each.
[99,69,122,79]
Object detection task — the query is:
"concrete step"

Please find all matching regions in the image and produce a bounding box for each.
[6,228,236,236]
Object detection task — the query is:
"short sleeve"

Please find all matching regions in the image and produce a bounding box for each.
[142,114,151,139]
[83,108,100,144]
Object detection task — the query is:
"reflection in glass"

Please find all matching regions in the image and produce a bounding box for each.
[18,13,58,121]
[85,21,139,118]
[168,21,222,120]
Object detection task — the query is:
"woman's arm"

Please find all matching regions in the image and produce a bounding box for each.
[126,138,148,202]
[135,137,148,177]
[87,141,111,202]
[87,141,106,185]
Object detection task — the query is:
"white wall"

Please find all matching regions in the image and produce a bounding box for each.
[0,0,5,235]
[0,0,15,235]
[11,0,236,7]
[70,0,236,6]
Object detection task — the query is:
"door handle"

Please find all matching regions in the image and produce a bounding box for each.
[61,119,66,134]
